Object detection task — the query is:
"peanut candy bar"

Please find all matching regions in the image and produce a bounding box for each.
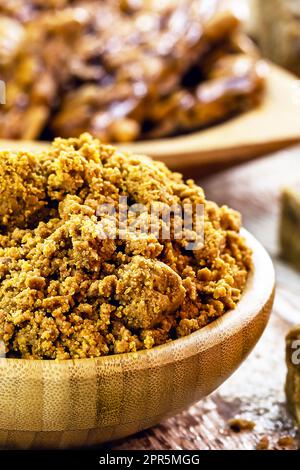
[0,0,266,142]
[280,186,300,271]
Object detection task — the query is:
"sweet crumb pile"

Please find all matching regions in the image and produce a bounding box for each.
[0,133,252,359]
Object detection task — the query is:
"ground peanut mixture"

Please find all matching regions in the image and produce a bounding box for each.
[0,133,252,359]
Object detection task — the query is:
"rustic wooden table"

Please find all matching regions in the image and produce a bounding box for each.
[109,146,300,451]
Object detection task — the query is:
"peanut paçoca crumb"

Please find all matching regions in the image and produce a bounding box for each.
[228,418,256,433]
[0,133,252,359]
[277,436,296,449]
[256,436,270,450]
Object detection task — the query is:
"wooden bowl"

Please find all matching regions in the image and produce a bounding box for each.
[0,229,275,449]
[1,64,300,172]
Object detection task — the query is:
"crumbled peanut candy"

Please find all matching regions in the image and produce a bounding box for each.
[256,436,270,450]
[255,0,300,76]
[280,186,300,271]
[277,436,296,449]
[228,418,256,432]
[0,0,265,142]
[0,133,252,359]
[115,256,185,329]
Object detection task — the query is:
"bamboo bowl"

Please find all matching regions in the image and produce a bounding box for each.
[0,230,275,449]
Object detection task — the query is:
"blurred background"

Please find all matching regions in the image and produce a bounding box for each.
[1,0,300,176]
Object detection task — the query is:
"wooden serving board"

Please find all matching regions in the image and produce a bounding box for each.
[108,146,300,451]
[1,64,300,172]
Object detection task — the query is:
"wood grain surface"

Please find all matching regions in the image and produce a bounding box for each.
[108,146,300,451]
[1,65,300,173]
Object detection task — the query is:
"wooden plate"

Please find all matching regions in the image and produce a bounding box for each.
[0,63,299,171]
[0,230,275,449]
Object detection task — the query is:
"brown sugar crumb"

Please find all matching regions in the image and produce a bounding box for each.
[228,418,256,433]
[0,133,252,359]
[256,436,270,450]
[277,436,296,449]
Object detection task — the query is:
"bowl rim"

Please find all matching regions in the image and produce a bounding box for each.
[0,228,275,369]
